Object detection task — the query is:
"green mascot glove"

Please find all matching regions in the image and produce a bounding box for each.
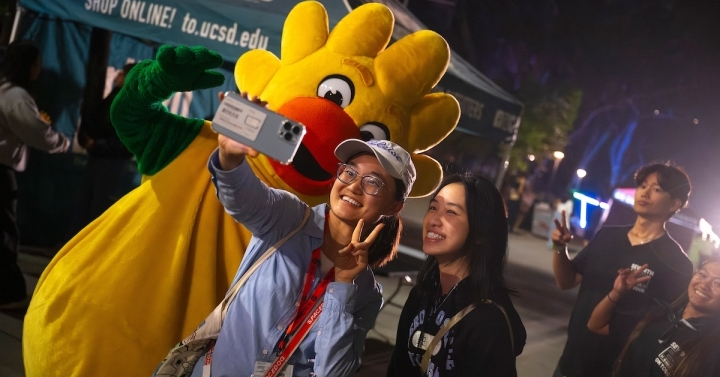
[111,45,226,176]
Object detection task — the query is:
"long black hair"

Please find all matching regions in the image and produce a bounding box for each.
[614,257,720,377]
[416,173,513,304]
[0,39,40,91]
[367,177,405,268]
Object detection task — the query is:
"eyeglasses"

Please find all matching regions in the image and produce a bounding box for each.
[336,163,386,196]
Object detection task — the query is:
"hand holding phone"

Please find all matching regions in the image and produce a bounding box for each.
[212,92,306,165]
[217,134,258,170]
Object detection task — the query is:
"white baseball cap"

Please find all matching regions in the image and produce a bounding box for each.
[334,139,416,200]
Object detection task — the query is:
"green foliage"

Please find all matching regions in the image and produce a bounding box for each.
[508,88,582,172]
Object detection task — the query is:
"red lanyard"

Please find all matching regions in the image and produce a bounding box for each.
[204,247,335,377]
[275,246,334,354]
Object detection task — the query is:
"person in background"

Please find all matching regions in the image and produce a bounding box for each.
[551,163,694,377]
[72,63,138,232]
[0,39,69,309]
[587,257,720,377]
[387,173,526,377]
[503,173,522,233]
[154,136,415,377]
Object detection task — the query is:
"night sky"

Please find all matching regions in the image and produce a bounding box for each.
[407,0,720,228]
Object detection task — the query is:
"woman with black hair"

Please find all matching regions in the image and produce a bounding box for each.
[588,257,720,377]
[387,173,527,377]
[0,39,69,309]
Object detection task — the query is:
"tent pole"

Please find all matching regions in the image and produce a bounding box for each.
[495,141,513,188]
[9,1,22,43]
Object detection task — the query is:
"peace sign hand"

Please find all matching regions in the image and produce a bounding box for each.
[552,210,572,248]
[613,264,651,296]
[334,219,384,284]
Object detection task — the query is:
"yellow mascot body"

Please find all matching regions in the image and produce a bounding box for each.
[23,2,460,376]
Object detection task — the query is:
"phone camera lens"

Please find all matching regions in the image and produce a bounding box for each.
[283,122,292,131]
[283,132,293,141]
[292,126,302,134]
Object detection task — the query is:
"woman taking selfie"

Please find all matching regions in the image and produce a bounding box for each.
[587,258,720,376]
[154,137,415,377]
[387,174,526,377]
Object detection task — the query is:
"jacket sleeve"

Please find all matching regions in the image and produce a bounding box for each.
[312,268,384,377]
[6,90,68,153]
[208,149,307,238]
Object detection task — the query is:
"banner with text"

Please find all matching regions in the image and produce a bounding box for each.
[18,0,352,62]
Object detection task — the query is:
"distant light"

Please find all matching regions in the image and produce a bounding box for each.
[693,118,699,124]
[553,151,565,159]
[654,110,660,115]
[699,218,720,248]
[573,192,610,229]
[504,160,509,168]
[576,169,587,178]
[700,218,713,234]
[574,192,610,209]
[613,191,635,206]
[528,154,535,161]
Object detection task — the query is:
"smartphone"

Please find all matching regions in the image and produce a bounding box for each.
[212,92,306,165]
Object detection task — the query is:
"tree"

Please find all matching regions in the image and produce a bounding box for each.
[407,0,582,174]
[510,87,581,172]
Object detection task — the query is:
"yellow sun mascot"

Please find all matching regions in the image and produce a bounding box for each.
[23,2,460,376]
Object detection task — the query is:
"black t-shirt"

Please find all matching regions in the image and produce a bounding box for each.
[386,278,527,377]
[615,311,714,377]
[558,225,693,377]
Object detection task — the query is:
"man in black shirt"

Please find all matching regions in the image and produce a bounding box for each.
[551,163,693,377]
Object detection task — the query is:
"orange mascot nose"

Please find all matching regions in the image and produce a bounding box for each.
[270,97,361,197]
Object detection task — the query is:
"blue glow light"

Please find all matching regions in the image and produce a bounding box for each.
[573,192,610,228]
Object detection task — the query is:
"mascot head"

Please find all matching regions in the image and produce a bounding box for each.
[235,1,460,204]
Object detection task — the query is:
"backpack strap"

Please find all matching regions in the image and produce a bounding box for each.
[420,300,515,374]
[420,304,475,373]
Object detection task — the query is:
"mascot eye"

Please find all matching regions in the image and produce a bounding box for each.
[359,122,390,141]
[317,75,355,108]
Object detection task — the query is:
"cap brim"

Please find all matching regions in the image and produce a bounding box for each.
[334,139,402,181]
